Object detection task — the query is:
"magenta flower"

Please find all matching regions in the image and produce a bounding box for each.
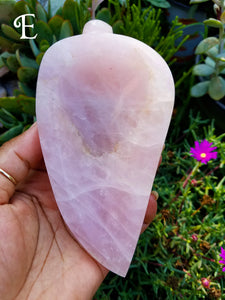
[219,247,225,272]
[201,277,211,289]
[191,234,198,242]
[190,140,217,164]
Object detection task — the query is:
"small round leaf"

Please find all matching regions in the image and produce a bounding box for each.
[204,18,223,29]
[208,76,225,100]
[17,67,38,83]
[193,64,214,76]
[195,37,219,55]
[59,20,73,39]
[1,24,21,41]
[191,81,209,97]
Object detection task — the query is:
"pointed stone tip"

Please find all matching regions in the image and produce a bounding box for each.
[83,20,113,35]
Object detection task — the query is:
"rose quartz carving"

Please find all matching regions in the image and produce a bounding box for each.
[36,20,174,277]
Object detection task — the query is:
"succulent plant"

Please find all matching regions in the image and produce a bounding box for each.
[0,0,90,143]
[145,0,170,9]
[97,1,187,63]
[0,0,186,143]
[190,0,225,101]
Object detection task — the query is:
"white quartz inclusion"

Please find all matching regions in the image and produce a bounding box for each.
[36,20,175,277]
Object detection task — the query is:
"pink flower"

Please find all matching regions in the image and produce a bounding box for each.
[201,277,210,289]
[191,234,198,242]
[219,247,225,272]
[190,140,217,164]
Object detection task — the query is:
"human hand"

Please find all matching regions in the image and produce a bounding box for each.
[0,124,158,300]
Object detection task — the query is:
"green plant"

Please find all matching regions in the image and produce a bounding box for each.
[98,0,187,63]
[190,0,225,101]
[0,0,90,100]
[144,0,170,9]
[95,112,225,299]
[0,0,16,23]
[0,0,90,142]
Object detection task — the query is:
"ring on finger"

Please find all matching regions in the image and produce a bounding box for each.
[0,168,17,185]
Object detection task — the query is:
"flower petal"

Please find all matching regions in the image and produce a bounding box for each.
[219,260,225,264]
[190,140,218,164]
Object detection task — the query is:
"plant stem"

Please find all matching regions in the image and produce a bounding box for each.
[182,162,200,189]
[216,1,225,75]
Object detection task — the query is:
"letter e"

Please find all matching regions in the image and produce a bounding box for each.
[14,14,37,40]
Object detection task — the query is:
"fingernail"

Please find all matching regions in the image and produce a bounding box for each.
[152,191,159,201]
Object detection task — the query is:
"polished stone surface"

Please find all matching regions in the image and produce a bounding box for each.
[36,20,174,277]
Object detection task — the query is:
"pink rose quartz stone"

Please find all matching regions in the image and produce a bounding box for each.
[36,20,175,277]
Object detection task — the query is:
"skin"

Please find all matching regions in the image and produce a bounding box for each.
[0,123,158,300]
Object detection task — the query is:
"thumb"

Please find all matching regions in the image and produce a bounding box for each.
[0,123,42,204]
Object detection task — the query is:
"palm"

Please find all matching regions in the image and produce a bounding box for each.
[0,165,107,300]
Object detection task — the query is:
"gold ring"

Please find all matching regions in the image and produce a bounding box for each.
[0,168,17,185]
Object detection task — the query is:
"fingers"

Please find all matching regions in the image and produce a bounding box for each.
[141,191,158,234]
[0,123,42,204]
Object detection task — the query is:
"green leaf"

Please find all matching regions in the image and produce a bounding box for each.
[220,67,225,74]
[0,52,14,68]
[18,82,36,97]
[16,49,39,69]
[26,0,36,10]
[0,97,19,115]
[0,56,3,68]
[0,107,19,128]
[35,20,53,45]
[204,18,223,29]
[17,66,38,83]
[191,81,209,97]
[216,52,225,62]
[36,52,44,65]
[29,39,41,57]
[6,55,20,73]
[195,37,219,55]
[0,124,24,144]
[0,52,13,60]
[36,3,47,23]
[39,40,50,52]
[14,0,26,16]
[221,11,225,24]
[96,8,111,24]
[206,45,219,59]
[0,95,35,115]
[0,36,14,52]
[193,64,214,76]
[12,42,25,52]
[62,0,81,35]
[48,15,64,40]
[208,76,225,100]
[1,24,21,41]
[17,95,36,115]
[112,20,125,34]
[147,0,170,8]
[205,57,215,68]
[55,7,63,17]
[59,20,73,39]
[0,1,17,23]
